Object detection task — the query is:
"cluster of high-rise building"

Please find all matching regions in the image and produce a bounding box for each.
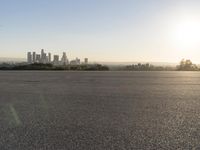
[27,49,88,65]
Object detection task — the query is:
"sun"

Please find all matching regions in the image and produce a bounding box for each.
[171,18,200,50]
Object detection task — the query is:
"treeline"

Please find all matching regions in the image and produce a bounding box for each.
[176,59,199,71]
[0,63,109,71]
[123,63,176,71]
[123,59,200,71]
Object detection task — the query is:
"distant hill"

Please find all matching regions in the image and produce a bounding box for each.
[0,57,25,62]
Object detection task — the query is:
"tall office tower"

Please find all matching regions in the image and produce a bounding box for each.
[27,52,32,64]
[84,58,88,64]
[48,53,51,63]
[36,54,41,63]
[53,55,59,65]
[61,52,69,65]
[41,49,44,57]
[76,57,81,65]
[32,52,36,63]
[41,49,45,63]
[45,55,48,63]
[43,53,47,63]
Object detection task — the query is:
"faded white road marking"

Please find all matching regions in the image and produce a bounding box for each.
[9,104,21,126]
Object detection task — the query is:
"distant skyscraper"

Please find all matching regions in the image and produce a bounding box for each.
[61,52,68,65]
[33,52,36,63]
[53,55,59,65]
[76,57,81,65]
[41,49,44,56]
[36,54,41,63]
[48,53,51,63]
[46,55,49,63]
[41,49,46,63]
[27,52,32,64]
[84,58,88,64]
[44,53,47,63]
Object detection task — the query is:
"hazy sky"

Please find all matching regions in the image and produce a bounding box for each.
[1,0,200,62]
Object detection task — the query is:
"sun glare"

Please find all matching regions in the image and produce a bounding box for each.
[171,18,200,50]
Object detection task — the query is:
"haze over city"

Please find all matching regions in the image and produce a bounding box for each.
[1,0,200,63]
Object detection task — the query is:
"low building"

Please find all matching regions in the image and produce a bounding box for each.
[70,57,81,65]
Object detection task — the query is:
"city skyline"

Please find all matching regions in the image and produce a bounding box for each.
[27,49,88,65]
[1,0,200,63]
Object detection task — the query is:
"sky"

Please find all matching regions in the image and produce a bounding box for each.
[1,0,200,63]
